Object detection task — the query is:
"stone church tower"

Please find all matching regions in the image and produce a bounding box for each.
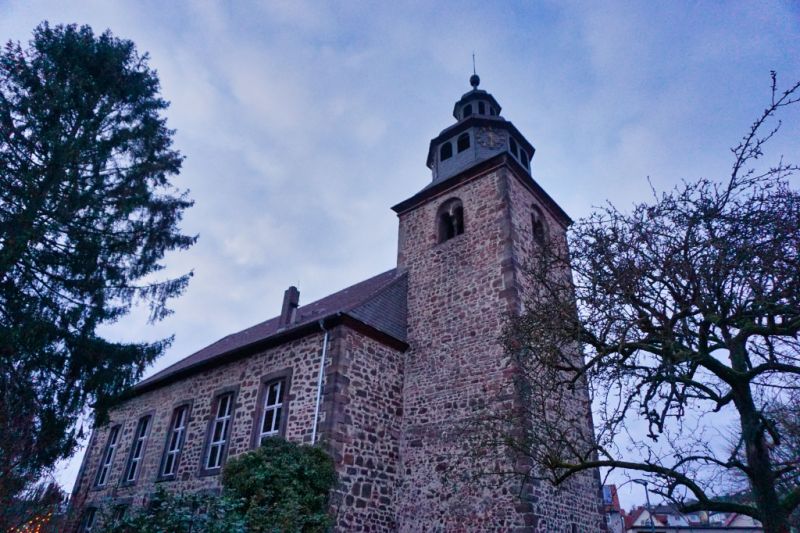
[392,74,603,530]
[70,75,604,532]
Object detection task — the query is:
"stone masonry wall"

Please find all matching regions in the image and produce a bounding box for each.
[325,327,404,531]
[72,333,327,522]
[72,326,405,532]
[395,163,604,531]
[396,167,530,530]
[505,169,606,532]
[72,160,602,532]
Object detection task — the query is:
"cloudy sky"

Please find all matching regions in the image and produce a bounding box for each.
[2,0,799,509]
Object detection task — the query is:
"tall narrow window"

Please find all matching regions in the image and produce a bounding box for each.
[124,415,151,483]
[457,132,470,153]
[80,508,97,532]
[205,392,234,470]
[258,380,286,445]
[520,149,529,169]
[462,104,472,118]
[478,101,486,114]
[439,142,453,161]
[437,198,465,243]
[160,405,189,478]
[111,505,127,524]
[532,206,547,245]
[94,425,120,487]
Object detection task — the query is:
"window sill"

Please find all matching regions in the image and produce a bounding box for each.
[198,467,222,478]
[435,232,466,248]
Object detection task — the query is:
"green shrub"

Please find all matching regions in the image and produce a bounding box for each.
[222,439,337,532]
[98,487,245,533]
[96,440,337,532]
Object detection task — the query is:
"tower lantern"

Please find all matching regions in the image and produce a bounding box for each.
[426,75,535,183]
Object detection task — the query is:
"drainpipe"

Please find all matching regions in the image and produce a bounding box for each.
[311,320,329,445]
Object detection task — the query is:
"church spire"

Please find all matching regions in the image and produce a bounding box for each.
[470,53,480,89]
[424,74,535,183]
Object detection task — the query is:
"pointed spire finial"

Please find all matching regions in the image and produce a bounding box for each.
[469,52,480,89]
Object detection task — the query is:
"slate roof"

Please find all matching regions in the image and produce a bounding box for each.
[134,269,407,394]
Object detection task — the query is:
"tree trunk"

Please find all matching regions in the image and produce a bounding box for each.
[735,382,787,533]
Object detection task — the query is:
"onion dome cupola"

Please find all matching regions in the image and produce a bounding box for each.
[426,74,535,183]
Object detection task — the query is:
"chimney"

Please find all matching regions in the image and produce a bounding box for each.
[279,286,300,326]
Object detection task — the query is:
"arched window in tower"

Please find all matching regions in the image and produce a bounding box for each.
[531,205,547,246]
[457,132,470,153]
[462,104,473,118]
[509,137,519,159]
[437,198,465,243]
[440,142,453,161]
[478,101,486,114]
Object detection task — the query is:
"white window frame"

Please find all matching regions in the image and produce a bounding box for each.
[94,425,120,487]
[258,380,285,444]
[205,393,233,470]
[124,416,150,483]
[161,405,188,477]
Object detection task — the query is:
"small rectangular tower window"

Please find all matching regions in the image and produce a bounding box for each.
[94,424,120,487]
[124,415,151,483]
[509,136,519,159]
[205,392,234,470]
[457,132,470,153]
[160,404,189,478]
[440,141,453,161]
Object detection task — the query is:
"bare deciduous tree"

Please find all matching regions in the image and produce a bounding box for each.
[497,73,800,533]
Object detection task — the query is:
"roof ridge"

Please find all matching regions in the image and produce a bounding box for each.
[134,268,400,391]
[342,269,405,314]
[184,268,397,355]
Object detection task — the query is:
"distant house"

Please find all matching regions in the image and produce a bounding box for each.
[625,506,661,531]
[603,485,625,533]
[624,504,763,532]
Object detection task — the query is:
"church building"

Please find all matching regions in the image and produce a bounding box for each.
[71,75,605,532]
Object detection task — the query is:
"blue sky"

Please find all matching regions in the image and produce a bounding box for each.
[1,0,799,510]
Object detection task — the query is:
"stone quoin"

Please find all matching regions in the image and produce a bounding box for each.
[70,76,606,532]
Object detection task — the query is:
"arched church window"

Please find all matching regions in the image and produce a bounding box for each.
[440,142,453,161]
[438,198,465,243]
[457,132,470,153]
[478,101,486,114]
[531,205,547,245]
[510,137,519,159]
[463,104,473,118]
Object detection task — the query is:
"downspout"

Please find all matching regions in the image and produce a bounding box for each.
[311,320,329,445]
